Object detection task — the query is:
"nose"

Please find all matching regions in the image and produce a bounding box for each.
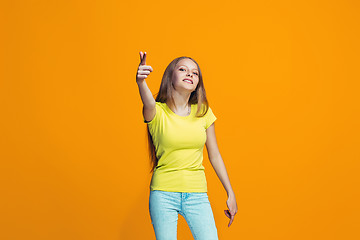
[186,72,192,77]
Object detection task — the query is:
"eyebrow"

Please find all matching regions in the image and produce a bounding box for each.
[178,65,199,71]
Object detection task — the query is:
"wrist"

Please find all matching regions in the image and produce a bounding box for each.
[227,190,235,198]
[136,79,145,84]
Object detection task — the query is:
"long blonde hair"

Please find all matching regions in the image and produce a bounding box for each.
[147,56,210,173]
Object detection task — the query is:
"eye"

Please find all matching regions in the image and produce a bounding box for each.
[179,68,185,71]
[193,72,198,75]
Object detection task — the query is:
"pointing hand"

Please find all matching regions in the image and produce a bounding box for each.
[136,51,153,82]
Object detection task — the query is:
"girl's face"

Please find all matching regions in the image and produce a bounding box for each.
[172,58,199,93]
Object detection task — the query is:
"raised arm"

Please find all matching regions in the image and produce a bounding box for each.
[136,51,156,122]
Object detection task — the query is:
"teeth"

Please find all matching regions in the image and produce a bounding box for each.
[184,80,192,84]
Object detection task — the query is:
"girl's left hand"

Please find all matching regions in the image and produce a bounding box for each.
[224,193,238,227]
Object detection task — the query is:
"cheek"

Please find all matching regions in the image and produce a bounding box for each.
[172,73,180,82]
[174,71,183,80]
[172,75,182,86]
[193,81,199,88]
[195,77,200,85]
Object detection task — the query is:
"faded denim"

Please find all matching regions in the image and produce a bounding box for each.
[149,190,218,240]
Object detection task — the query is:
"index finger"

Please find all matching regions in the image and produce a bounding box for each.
[228,214,234,227]
[140,51,147,65]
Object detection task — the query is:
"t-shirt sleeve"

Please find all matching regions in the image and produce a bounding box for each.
[204,106,217,129]
[144,102,162,134]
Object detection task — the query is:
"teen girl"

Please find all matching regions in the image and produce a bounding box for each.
[136,51,237,240]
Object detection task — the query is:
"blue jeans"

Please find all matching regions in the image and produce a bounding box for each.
[149,190,219,240]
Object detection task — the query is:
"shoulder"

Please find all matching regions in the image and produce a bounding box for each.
[144,102,165,124]
[155,101,167,111]
[194,103,215,116]
[156,101,165,106]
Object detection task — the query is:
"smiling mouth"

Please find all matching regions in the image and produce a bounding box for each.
[183,79,193,84]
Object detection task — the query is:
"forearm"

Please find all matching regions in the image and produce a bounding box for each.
[136,80,156,108]
[209,155,235,197]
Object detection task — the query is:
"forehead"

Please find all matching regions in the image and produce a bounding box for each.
[176,59,198,70]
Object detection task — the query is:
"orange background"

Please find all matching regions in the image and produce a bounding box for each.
[1,0,359,239]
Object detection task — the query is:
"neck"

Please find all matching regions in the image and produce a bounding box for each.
[167,89,191,112]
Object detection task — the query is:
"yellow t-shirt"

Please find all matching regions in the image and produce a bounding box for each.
[146,101,217,192]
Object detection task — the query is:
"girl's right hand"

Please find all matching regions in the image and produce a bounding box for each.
[136,51,153,82]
